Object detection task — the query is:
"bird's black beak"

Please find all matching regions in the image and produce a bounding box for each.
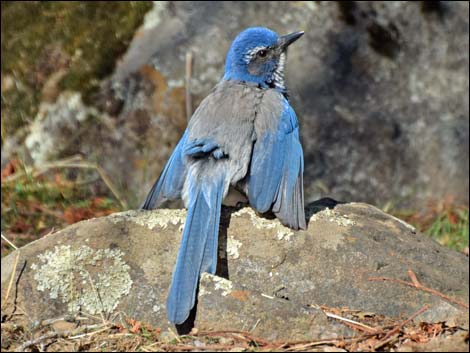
[278,31,304,51]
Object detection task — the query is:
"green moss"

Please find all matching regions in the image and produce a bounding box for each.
[425,208,469,252]
[391,205,469,252]
[1,1,152,138]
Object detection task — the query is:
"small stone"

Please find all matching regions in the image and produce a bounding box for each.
[193,340,205,347]
[52,320,77,333]
[218,337,235,345]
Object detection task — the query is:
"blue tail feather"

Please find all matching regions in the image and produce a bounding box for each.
[166,174,225,324]
[200,179,224,274]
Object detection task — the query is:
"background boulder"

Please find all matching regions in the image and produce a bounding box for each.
[1,1,469,208]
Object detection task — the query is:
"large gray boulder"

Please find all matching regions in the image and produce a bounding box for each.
[1,201,468,340]
[102,1,470,207]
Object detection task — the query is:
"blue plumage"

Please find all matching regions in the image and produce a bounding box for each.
[141,27,306,324]
[248,99,306,229]
[140,131,188,210]
[166,167,226,323]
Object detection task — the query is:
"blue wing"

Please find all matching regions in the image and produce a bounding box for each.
[140,131,188,210]
[184,138,225,160]
[248,100,306,230]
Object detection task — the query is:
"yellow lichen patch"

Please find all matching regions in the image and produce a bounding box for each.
[232,207,294,241]
[109,209,186,231]
[212,276,233,296]
[31,245,132,315]
[200,273,233,297]
[226,236,242,259]
[309,208,356,227]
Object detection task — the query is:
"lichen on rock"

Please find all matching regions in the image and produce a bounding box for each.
[109,209,186,231]
[232,207,294,241]
[200,273,233,297]
[31,245,132,315]
[309,207,356,227]
[226,237,242,259]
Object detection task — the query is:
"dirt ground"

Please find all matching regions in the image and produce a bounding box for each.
[1,301,468,352]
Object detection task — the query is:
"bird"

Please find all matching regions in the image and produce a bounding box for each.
[141,27,306,325]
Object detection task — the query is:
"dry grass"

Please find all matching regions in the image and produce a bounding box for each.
[1,302,468,352]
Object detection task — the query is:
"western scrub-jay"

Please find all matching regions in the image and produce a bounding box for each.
[141,27,306,324]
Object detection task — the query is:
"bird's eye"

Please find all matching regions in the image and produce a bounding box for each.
[257,49,268,58]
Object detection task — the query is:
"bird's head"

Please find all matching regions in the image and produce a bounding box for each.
[223,27,304,93]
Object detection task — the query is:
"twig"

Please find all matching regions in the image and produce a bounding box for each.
[79,311,107,322]
[1,232,18,250]
[282,339,349,351]
[85,271,107,325]
[168,327,182,343]
[345,333,383,352]
[18,331,71,351]
[322,311,379,333]
[7,303,32,321]
[94,164,127,209]
[17,322,110,351]
[68,325,111,339]
[32,204,66,220]
[373,305,429,350]
[369,270,469,309]
[373,333,399,350]
[1,250,20,310]
[270,334,379,351]
[158,343,247,351]
[197,330,271,346]
[407,269,422,287]
[250,318,261,332]
[43,227,55,237]
[51,162,126,209]
[185,51,193,122]
[39,316,88,327]
[1,155,82,183]
[99,333,134,339]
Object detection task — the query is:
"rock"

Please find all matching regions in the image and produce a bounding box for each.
[100,1,470,207]
[1,201,468,340]
[196,273,351,340]
[24,92,95,164]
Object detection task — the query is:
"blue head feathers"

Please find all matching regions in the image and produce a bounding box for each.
[223,27,304,92]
